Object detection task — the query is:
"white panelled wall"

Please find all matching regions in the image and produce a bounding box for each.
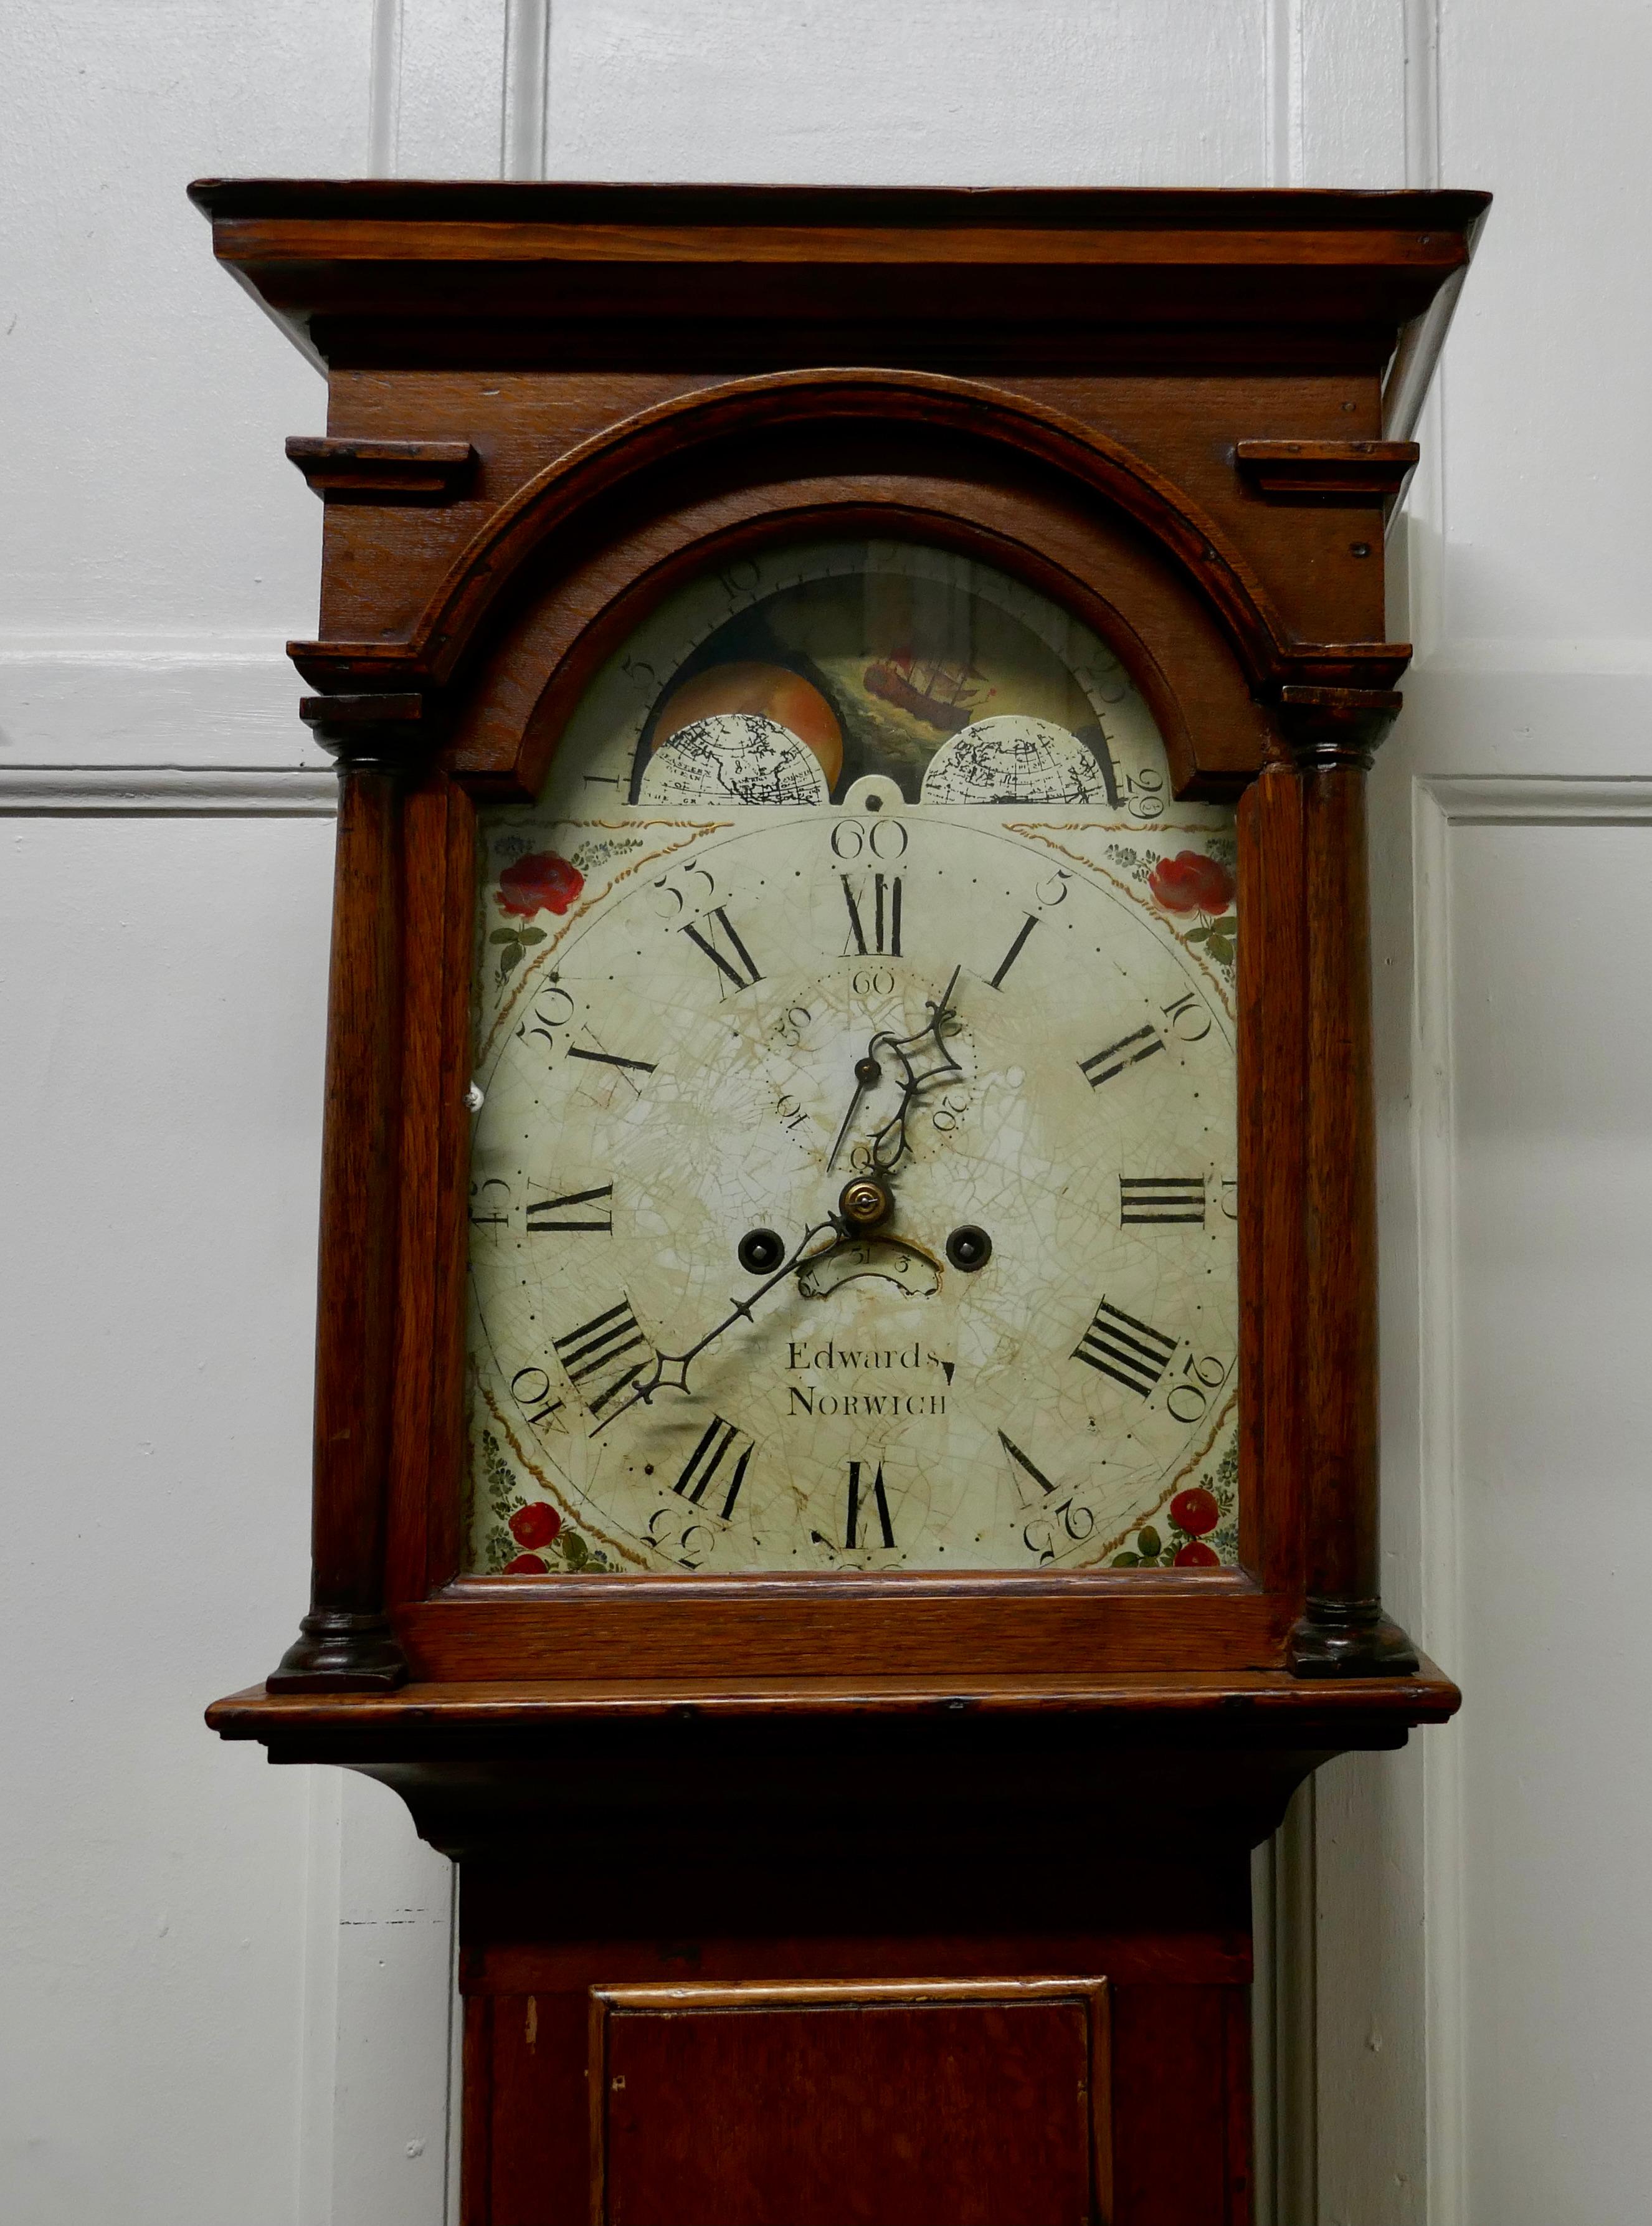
[1,7,1646,2221]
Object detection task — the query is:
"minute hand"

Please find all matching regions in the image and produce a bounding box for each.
[589,1217,839,1435]
[866,965,964,1177]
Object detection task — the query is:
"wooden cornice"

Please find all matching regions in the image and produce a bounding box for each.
[188,179,1490,407]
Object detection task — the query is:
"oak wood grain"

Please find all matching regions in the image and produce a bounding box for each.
[588,1978,1109,2226]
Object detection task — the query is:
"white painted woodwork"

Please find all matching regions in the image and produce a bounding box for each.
[2,4,1645,2220]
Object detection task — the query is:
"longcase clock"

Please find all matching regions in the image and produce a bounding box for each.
[196,180,1487,2225]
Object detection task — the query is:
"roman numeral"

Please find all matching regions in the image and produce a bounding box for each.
[526,1184,614,1234]
[553,1299,649,1414]
[998,1430,1057,1511]
[987,913,1040,990]
[680,907,763,995]
[1119,1176,1207,1225]
[566,1045,657,1076]
[1073,1298,1177,1397]
[845,1458,895,1550]
[1079,1025,1164,1088]
[841,873,903,956]
[674,1416,754,1521]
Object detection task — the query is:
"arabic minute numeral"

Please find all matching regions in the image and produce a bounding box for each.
[516,981,575,1050]
[831,817,908,862]
[1073,1298,1177,1398]
[468,1176,511,1228]
[680,906,764,995]
[1023,1496,1097,1566]
[1123,768,1165,820]
[1165,1353,1229,1424]
[674,1416,754,1521]
[717,558,761,600]
[509,1366,565,1431]
[844,1458,895,1550]
[1119,1176,1207,1225]
[526,1184,614,1234]
[840,872,903,957]
[553,1299,650,1414]
[1161,991,1212,1043]
[647,1505,714,1571]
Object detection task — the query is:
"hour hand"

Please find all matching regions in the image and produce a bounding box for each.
[826,1052,884,1172]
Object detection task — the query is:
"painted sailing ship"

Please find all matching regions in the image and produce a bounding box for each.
[863,648,994,734]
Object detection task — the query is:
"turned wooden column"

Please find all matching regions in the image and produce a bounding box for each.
[268,700,427,1691]
[1281,685,1420,1677]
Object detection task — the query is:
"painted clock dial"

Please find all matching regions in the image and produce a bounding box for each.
[466,541,1239,1577]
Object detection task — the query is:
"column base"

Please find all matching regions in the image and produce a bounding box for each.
[266,1609,409,1693]
[1288,1596,1420,1678]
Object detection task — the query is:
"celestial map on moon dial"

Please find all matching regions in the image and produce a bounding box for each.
[919,715,1112,805]
[637,711,830,807]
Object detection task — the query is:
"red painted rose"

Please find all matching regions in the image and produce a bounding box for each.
[501,1551,548,1575]
[1174,1539,1220,1567]
[509,1501,562,1549]
[496,851,584,919]
[1169,1486,1220,1538]
[1148,850,1234,916]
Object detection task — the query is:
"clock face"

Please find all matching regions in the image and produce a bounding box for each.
[466,541,1239,1577]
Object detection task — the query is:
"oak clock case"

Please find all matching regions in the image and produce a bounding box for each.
[467,540,1241,1585]
[192,181,1486,2226]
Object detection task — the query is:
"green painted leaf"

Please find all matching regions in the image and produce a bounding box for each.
[1137,1525,1162,1557]
[519,927,547,944]
[1111,1551,1142,1567]
[488,929,519,945]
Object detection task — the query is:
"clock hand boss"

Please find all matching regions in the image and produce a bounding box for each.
[588,1215,840,1435]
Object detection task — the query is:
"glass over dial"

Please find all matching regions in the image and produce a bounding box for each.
[466,540,1238,1577]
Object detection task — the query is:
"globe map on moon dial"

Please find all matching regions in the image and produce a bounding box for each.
[636,711,832,807]
[919,715,1111,804]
